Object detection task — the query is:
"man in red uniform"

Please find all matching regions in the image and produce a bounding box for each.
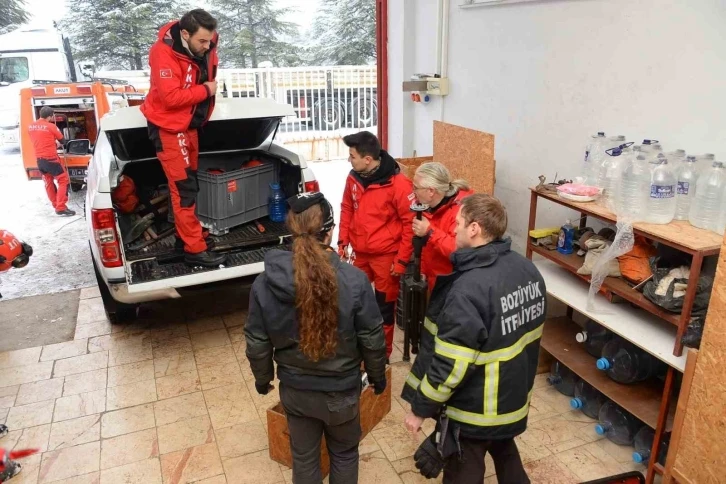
[339,132,415,360]
[28,106,74,216]
[140,8,226,268]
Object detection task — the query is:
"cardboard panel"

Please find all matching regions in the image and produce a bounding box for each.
[433,121,496,195]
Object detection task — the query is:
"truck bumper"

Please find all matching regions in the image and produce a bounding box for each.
[109,281,181,305]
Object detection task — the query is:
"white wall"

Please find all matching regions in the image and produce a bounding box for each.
[388,0,726,252]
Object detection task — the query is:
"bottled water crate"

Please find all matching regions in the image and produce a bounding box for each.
[196,157,279,236]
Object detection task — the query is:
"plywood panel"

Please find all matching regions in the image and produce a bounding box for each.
[670,234,726,484]
[396,156,434,179]
[433,121,496,195]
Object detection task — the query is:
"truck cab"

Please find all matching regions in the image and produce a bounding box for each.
[86,97,318,323]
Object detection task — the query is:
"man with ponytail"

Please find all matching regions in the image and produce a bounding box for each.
[245,192,387,484]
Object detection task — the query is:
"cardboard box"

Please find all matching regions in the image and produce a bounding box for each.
[267,366,393,476]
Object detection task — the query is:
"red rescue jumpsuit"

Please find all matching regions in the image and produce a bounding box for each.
[28,118,69,212]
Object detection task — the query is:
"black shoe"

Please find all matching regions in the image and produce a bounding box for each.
[175,236,216,251]
[184,250,227,268]
[0,423,8,437]
[56,209,76,216]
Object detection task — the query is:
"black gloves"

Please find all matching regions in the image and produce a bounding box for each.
[372,379,387,395]
[414,432,446,479]
[255,382,272,395]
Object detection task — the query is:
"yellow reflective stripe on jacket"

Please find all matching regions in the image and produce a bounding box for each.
[424,318,438,336]
[483,361,499,416]
[420,375,451,403]
[447,390,534,427]
[475,326,543,365]
[405,372,421,390]
[434,337,479,363]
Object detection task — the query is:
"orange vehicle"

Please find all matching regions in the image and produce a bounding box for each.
[19,80,145,191]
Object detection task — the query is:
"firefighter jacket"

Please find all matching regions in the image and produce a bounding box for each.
[401,239,547,440]
[141,21,219,133]
[420,188,474,288]
[338,150,415,274]
[245,248,387,393]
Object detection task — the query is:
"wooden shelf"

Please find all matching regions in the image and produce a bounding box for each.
[535,258,686,371]
[529,244,680,326]
[530,188,723,255]
[541,317,675,431]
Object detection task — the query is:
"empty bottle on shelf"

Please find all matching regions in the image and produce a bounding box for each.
[547,360,578,396]
[667,149,687,165]
[598,144,630,211]
[718,185,726,236]
[695,153,715,175]
[570,380,607,419]
[689,161,726,233]
[596,337,665,384]
[582,132,608,185]
[575,319,613,358]
[646,153,677,224]
[617,151,651,222]
[632,427,670,465]
[674,156,699,221]
[595,401,642,445]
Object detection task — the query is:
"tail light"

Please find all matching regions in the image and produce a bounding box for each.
[31,87,46,96]
[77,85,92,94]
[304,180,320,193]
[92,209,123,268]
[27,168,42,180]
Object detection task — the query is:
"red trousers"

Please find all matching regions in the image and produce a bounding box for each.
[148,125,206,254]
[354,252,400,358]
[37,158,69,212]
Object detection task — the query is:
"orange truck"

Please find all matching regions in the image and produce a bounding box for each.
[19,80,145,191]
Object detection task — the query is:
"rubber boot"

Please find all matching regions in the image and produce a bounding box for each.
[184,251,227,268]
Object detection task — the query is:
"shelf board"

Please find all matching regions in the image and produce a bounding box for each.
[531,188,723,254]
[541,317,675,431]
[535,258,686,371]
[529,244,680,326]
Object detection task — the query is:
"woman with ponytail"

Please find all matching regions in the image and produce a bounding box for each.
[245,192,387,484]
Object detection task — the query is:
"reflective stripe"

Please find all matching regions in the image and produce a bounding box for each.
[405,372,421,390]
[484,361,499,416]
[420,375,450,403]
[444,360,468,390]
[475,326,543,365]
[447,390,534,427]
[424,317,438,336]
[434,337,479,363]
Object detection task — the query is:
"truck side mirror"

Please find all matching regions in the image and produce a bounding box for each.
[66,139,91,155]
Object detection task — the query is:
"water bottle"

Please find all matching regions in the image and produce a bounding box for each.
[689,161,726,233]
[547,361,578,396]
[632,427,670,465]
[596,337,665,384]
[718,186,726,236]
[667,149,687,165]
[556,220,575,255]
[595,401,642,445]
[575,319,613,358]
[695,153,715,176]
[570,380,607,419]
[617,152,650,222]
[599,144,629,211]
[674,156,699,221]
[646,154,677,224]
[268,183,286,223]
[582,132,607,185]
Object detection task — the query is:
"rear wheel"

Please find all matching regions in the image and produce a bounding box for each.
[312,98,345,131]
[352,98,378,128]
[92,255,139,324]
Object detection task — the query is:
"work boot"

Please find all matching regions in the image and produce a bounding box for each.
[56,209,76,216]
[0,423,8,438]
[184,250,227,268]
[175,236,216,251]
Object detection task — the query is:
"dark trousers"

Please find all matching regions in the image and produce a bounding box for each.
[443,437,530,484]
[280,383,362,484]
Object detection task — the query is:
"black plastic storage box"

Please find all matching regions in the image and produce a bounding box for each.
[197,155,279,235]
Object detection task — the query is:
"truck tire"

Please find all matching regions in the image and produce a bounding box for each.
[313,98,344,131]
[351,98,378,128]
[92,256,139,324]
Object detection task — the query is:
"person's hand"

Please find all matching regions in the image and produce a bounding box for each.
[404,411,425,433]
[337,243,348,260]
[390,263,403,277]
[255,382,274,395]
[204,80,218,96]
[412,218,431,237]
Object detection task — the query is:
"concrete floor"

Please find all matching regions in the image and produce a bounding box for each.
[0,287,648,484]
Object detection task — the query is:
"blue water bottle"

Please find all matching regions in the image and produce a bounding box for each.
[268,183,286,223]
[557,220,575,255]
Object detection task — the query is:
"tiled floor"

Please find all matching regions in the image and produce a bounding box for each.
[0,287,648,484]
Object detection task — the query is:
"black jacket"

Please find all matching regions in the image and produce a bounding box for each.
[401,239,546,440]
[245,248,387,392]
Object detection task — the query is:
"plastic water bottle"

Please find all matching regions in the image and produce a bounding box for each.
[632,427,670,465]
[596,337,665,384]
[718,186,726,236]
[547,361,578,396]
[575,319,614,358]
[689,161,726,233]
[617,152,651,222]
[674,156,699,221]
[695,153,715,176]
[570,380,607,419]
[667,149,687,164]
[646,154,677,224]
[268,183,286,223]
[556,220,575,255]
[582,132,607,185]
[595,401,642,446]
[599,144,628,211]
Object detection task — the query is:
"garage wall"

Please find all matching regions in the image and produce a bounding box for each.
[387,0,726,252]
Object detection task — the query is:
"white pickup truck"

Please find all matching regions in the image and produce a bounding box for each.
[85,98,318,323]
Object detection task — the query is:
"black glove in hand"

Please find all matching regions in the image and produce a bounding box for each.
[414,433,445,479]
[372,379,387,395]
[255,382,272,395]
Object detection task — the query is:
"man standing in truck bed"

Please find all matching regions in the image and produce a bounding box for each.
[141,8,226,268]
[339,131,415,361]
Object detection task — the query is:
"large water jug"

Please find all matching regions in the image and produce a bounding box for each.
[268,183,286,223]
[595,401,642,445]
[598,144,629,211]
[689,161,726,233]
[570,380,607,419]
[632,427,670,465]
[646,154,677,224]
[718,186,726,236]
[674,156,699,221]
[575,319,613,358]
[617,152,650,222]
[547,361,578,396]
[582,132,607,185]
[667,149,687,165]
[695,153,715,175]
[596,337,665,384]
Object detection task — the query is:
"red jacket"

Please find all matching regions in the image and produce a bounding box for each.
[421,189,474,287]
[28,118,63,160]
[140,21,219,133]
[339,151,415,274]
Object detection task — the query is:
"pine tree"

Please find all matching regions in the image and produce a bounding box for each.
[0,0,29,32]
[61,0,189,70]
[309,0,376,66]
[210,0,303,68]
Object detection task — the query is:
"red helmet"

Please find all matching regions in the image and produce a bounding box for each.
[0,230,32,272]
